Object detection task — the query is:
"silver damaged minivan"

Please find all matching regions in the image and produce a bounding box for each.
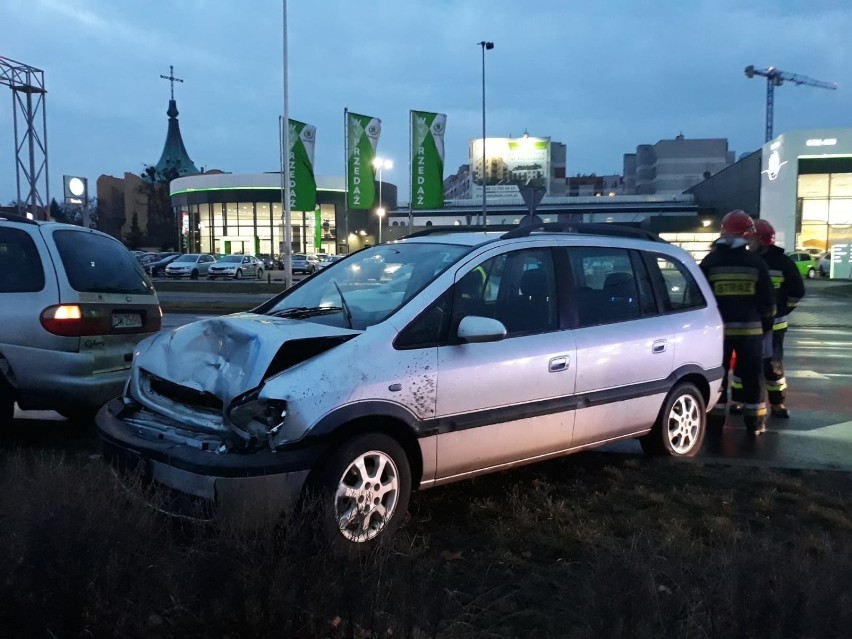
[97,224,724,545]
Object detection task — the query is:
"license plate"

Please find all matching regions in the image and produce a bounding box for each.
[112,313,142,329]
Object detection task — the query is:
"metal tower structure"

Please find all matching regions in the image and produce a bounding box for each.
[745,65,837,143]
[0,55,49,219]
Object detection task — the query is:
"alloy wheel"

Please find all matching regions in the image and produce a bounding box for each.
[666,393,702,455]
[334,449,400,542]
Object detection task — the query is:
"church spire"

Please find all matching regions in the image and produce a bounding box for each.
[154,65,198,178]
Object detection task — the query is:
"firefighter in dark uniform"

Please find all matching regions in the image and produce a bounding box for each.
[750,218,804,417]
[700,210,776,436]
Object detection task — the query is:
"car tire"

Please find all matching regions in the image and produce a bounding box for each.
[256,268,263,280]
[305,432,411,546]
[0,379,14,426]
[234,269,243,280]
[190,269,199,280]
[807,267,816,279]
[640,382,706,457]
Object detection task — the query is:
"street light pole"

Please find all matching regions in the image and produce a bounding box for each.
[477,41,494,229]
[281,0,293,289]
[377,207,385,243]
[372,157,392,245]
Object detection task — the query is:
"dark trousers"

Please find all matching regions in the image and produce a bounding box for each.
[726,334,766,422]
[763,328,787,406]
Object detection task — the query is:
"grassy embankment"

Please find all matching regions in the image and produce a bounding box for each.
[1,446,850,638]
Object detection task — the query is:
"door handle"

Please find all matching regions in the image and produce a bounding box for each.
[549,355,569,372]
[652,339,667,354]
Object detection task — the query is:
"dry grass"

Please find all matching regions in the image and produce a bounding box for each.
[1,448,850,638]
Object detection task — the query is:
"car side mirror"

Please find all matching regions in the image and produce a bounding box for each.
[457,316,507,344]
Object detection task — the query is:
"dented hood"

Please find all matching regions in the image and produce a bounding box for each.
[135,312,359,405]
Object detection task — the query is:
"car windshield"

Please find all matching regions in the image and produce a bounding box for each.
[293,254,307,261]
[257,242,470,330]
[174,254,199,263]
[219,256,242,263]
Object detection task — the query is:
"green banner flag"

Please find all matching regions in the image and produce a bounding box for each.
[289,119,317,212]
[346,111,381,209]
[411,111,446,209]
[314,208,322,250]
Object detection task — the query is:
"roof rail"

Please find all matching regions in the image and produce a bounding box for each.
[0,212,40,225]
[400,224,517,239]
[500,221,667,243]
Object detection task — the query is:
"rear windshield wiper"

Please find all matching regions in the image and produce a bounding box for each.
[269,306,344,319]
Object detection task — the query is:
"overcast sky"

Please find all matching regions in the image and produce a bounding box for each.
[2,0,851,205]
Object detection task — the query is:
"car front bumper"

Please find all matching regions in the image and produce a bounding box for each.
[96,398,321,520]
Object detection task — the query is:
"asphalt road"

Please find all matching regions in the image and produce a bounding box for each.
[8,278,852,472]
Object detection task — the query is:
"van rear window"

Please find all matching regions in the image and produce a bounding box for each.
[53,230,154,295]
[0,227,45,292]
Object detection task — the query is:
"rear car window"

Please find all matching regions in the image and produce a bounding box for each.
[0,227,46,292]
[566,246,641,326]
[53,230,154,295]
[650,255,706,312]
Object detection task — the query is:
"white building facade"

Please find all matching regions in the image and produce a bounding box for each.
[759,128,852,255]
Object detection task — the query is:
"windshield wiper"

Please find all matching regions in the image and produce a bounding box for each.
[332,281,353,329]
[269,306,343,319]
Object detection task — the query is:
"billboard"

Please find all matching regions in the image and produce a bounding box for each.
[469,136,551,199]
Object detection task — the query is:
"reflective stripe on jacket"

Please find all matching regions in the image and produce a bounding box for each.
[761,245,805,330]
[700,240,776,337]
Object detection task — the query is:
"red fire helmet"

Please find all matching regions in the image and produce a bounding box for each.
[720,210,756,239]
[753,219,776,246]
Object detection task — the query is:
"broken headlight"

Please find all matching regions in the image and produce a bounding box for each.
[227,389,288,442]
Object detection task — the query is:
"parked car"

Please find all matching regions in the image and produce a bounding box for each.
[317,255,344,270]
[786,251,819,279]
[97,224,723,546]
[291,253,321,274]
[1,214,161,424]
[819,250,832,277]
[164,253,217,279]
[145,253,182,277]
[208,255,264,280]
[256,254,275,270]
[134,251,160,266]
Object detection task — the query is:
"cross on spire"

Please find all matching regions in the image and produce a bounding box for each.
[160,65,184,100]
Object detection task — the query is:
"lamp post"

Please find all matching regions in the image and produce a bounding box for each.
[376,207,386,244]
[280,0,293,290]
[372,156,392,244]
[477,41,494,229]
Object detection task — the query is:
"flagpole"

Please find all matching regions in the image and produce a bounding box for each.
[282,0,293,289]
[343,107,349,253]
[408,110,414,231]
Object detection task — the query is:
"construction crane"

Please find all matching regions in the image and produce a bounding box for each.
[745,65,837,142]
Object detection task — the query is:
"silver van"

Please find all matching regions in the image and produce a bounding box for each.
[97,224,723,544]
[0,215,161,424]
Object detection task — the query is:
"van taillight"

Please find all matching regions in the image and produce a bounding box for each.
[40,304,110,337]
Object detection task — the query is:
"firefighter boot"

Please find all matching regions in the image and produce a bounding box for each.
[771,404,790,419]
[745,417,767,437]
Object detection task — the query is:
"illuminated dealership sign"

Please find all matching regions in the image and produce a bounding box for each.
[762,149,788,181]
[805,138,838,147]
[469,136,551,198]
[63,175,87,205]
